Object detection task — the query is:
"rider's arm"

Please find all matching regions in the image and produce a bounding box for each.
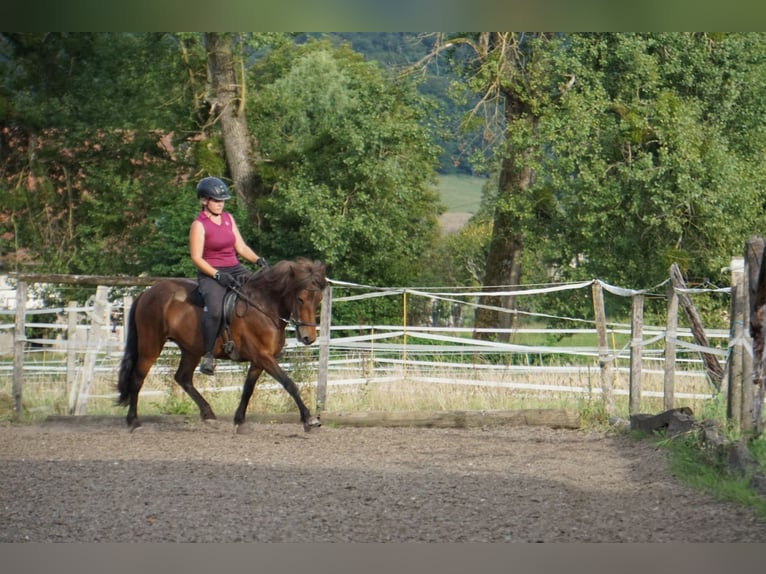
[230,216,261,264]
[189,220,218,277]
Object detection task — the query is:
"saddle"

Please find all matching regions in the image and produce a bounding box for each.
[190,286,240,360]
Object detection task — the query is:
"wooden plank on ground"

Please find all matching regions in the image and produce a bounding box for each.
[255,409,581,429]
[42,409,581,430]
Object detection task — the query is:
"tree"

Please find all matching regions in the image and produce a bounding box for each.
[417,33,558,340]
[245,40,443,294]
[202,33,259,205]
[0,33,199,275]
[533,33,766,296]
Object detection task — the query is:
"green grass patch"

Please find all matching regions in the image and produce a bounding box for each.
[661,433,766,518]
[437,174,486,213]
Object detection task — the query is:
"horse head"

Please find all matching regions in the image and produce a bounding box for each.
[241,258,326,345]
[287,258,326,345]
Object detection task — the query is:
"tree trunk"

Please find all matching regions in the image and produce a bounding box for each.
[473,93,535,341]
[204,33,259,204]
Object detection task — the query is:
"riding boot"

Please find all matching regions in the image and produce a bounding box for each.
[200,306,219,376]
[200,352,216,375]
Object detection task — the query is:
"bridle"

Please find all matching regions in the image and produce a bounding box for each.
[229,284,321,330]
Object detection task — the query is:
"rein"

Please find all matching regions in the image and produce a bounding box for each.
[229,284,320,329]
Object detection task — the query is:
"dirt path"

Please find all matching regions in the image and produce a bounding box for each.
[0,418,763,542]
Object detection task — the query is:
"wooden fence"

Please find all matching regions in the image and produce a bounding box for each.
[1,261,757,432]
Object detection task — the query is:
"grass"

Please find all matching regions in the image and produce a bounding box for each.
[437,174,486,213]
[660,432,766,519]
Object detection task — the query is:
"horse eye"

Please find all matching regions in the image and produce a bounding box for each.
[297,297,304,305]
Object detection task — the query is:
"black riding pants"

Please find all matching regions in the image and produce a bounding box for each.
[197,264,253,354]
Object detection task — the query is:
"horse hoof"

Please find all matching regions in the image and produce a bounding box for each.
[235,423,251,435]
[128,421,142,433]
[303,416,321,432]
[203,419,223,430]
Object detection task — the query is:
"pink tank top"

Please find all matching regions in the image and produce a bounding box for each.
[196,211,239,267]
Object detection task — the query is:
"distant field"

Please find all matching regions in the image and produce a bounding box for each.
[437,174,486,233]
[437,174,486,213]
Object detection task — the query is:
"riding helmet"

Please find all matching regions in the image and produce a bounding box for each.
[196,177,232,201]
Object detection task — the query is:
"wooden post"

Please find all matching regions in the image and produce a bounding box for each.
[728,256,744,429]
[316,285,332,413]
[629,293,644,415]
[663,282,678,411]
[743,237,765,435]
[669,263,724,391]
[402,290,408,378]
[592,281,615,416]
[65,301,78,414]
[72,285,109,415]
[741,250,756,434]
[12,280,27,419]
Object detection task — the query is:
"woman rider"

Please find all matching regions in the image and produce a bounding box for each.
[189,176,267,375]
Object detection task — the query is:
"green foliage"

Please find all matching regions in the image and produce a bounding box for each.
[3,31,766,335]
[246,39,444,301]
[662,433,766,518]
[531,33,766,294]
[749,437,766,475]
[0,33,201,276]
[155,393,195,416]
[299,33,483,176]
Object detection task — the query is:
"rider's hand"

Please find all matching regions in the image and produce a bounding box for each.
[256,257,269,269]
[214,271,238,288]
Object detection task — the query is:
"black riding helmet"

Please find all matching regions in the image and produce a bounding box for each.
[196,177,232,201]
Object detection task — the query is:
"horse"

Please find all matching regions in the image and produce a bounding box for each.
[116,258,326,433]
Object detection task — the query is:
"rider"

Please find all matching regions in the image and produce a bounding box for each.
[189,176,268,375]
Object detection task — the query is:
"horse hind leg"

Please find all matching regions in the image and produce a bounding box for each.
[123,362,151,432]
[117,355,152,432]
[174,352,216,421]
[125,379,142,432]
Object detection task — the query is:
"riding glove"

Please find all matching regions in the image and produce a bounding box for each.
[214,271,238,288]
[256,257,269,269]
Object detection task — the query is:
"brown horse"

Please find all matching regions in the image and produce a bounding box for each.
[117,258,326,432]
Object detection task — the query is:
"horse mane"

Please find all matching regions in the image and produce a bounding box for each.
[241,257,326,299]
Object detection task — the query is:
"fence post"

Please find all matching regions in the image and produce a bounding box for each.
[663,282,678,410]
[402,290,408,378]
[743,237,766,435]
[12,280,27,419]
[728,256,745,429]
[71,285,109,415]
[747,236,766,436]
[65,301,78,414]
[629,293,644,415]
[592,281,615,416]
[316,285,332,414]
[669,263,724,391]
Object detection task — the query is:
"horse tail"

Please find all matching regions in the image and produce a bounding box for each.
[116,294,140,406]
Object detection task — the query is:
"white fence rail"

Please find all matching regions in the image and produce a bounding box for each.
[0,271,734,418]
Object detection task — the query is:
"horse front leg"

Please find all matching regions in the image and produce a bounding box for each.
[265,361,321,432]
[175,352,216,421]
[233,362,263,433]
